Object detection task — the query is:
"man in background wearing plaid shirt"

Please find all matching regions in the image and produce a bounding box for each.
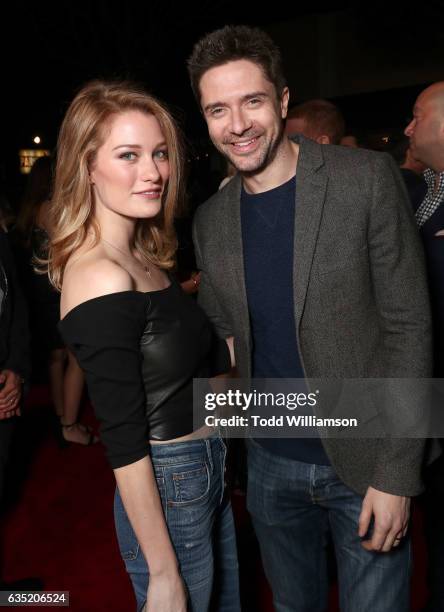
[405,81,444,612]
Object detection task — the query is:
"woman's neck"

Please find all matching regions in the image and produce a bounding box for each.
[94,209,137,256]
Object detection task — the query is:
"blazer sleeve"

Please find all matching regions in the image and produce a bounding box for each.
[368,153,432,495]
[59,294,150,469]
[193,210,234,339]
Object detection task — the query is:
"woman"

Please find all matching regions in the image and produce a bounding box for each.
[47,80,240,611]
[15,156,92,446]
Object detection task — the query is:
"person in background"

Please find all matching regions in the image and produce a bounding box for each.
[389,135,427,211]
[14,156,92,446]
[0,229,30,496]
[340,133,360,148]
[0,164,15,233]
[405,81,444,612]
[285,98,345,144]
[49,80,240,612]
[0,196,14,233]
[0,227,35,590]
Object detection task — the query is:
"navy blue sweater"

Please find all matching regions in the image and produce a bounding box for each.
[241,176,329,464]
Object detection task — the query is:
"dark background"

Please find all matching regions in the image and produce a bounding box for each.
[1,0,443,204]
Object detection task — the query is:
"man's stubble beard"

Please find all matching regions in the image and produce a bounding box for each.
[215,122,286,177]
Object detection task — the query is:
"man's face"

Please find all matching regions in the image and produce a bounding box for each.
[199,59,289,174]
[404,89,444,169]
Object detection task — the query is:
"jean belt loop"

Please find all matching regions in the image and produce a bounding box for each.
[205,438,214,474]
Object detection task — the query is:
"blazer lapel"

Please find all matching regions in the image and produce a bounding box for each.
[219,176,252,356]
[293,136,328,327]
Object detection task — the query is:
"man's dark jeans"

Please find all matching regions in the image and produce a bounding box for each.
[246,439,411,612]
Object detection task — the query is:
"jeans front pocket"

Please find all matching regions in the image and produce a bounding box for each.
[166,460,210,507]
[154,469,167,514]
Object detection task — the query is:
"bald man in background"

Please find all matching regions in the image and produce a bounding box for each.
[285,98,345,144]
[405,83,444,375]
[405,81,444,612]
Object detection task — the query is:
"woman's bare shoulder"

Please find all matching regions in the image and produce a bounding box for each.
[61,249,133,319]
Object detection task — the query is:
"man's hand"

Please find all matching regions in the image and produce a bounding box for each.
[358,486,410,552]
[0,370,23,413]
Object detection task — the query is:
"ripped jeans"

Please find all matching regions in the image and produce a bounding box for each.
[114,436,241,611]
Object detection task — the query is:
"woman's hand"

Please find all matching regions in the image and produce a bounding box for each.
[146,570,187,611]
[114,457,186,611]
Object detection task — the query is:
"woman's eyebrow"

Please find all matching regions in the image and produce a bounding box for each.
[112,144,143,150]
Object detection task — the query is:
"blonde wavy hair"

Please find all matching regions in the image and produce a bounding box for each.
[46,80,183,290]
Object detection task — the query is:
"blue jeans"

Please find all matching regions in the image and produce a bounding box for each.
[246,439,411,612]
[114,436,241,612]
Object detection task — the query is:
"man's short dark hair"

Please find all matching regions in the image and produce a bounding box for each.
[187,25,287,104]
[287,99,345,144]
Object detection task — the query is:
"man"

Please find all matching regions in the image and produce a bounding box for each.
[285,98,345,144]
[388,136,427,211]
[405,81,444,612]
[340,133,360,147]
[188,25,432,611]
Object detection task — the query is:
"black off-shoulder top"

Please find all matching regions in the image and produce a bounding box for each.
[58,281,230,469]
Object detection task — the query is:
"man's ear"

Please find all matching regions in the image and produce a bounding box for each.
[281,87,290,119]
[317,135,331,145]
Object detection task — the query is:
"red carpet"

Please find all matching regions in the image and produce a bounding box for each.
[0,385,429,611]
[1,386,134,611]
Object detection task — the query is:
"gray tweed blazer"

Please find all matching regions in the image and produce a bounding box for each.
[193,135,433,496]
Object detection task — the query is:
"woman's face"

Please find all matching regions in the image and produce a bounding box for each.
[90,110,170,220]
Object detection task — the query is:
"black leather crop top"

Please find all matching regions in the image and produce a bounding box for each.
[58,282,230,469]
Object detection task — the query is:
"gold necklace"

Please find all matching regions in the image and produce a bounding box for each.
[101,237,152,278]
